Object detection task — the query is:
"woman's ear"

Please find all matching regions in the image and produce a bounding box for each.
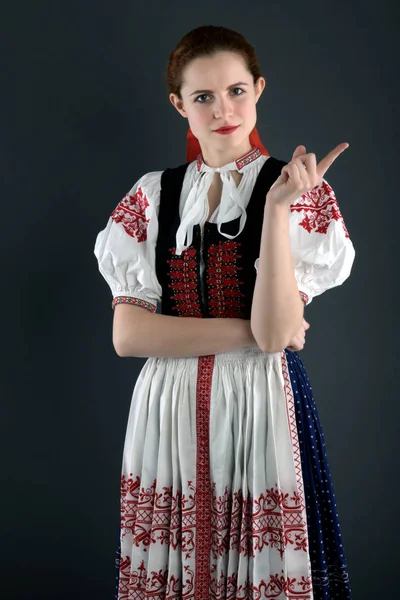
[169,93,188,119]
[254,77,266,104]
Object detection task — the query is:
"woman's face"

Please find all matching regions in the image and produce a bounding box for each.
[170,51,265,160]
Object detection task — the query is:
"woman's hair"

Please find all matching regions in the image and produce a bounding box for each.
[166,25,262,98]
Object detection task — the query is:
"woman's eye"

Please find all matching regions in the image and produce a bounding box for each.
[195,94,211,103]
[194,89,244,103]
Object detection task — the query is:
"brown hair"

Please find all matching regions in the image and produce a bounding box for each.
[166,25,263,98]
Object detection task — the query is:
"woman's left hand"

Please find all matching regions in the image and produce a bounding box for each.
[266,143,349,208]
[286,318,310,352]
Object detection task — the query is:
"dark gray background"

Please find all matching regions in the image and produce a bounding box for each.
[1,0,398,598]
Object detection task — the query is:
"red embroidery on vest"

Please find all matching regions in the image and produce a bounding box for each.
[207,240,246,318]
[111,187,150,242]
[167,247,203,317]
[290,181,349,238]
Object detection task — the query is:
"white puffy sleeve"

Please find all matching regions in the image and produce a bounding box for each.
[288,179,355,305]
[254,179,355,306]
[94,171,163,313]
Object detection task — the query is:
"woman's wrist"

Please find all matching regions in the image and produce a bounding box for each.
[265,194,290,216]
[238,319,259,348]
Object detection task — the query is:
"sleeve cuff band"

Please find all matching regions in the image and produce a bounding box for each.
[111,296,157,313]
[299,291,309,305]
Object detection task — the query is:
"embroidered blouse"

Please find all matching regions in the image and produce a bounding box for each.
[94,147,355,312]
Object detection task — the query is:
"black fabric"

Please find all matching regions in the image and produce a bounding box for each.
[155,157,287,319]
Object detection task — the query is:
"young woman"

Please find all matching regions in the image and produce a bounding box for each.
[94,25,355,600]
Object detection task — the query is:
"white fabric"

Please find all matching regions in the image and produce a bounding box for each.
[175,157,256,255]
[118,348,313,597]
[94,170,163,310]
[94,153,355,308]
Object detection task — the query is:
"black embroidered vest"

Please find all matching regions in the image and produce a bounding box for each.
[155,157,286,319]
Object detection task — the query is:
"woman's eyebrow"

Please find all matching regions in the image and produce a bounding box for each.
[189,82,249,96]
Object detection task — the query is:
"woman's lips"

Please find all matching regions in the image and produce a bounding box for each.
[213,125,240,135]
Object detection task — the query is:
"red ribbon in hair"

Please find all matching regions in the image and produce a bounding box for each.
[186,127,269,162]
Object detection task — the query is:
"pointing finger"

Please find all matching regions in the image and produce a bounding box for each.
[317,143,349,178]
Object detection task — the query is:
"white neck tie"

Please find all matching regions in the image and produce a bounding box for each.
[175,163,247,256]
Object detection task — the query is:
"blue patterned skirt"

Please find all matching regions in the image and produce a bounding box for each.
[285,350,351,599]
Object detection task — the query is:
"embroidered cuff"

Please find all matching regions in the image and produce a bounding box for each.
[111,296,157,313]
[299,291,309,305]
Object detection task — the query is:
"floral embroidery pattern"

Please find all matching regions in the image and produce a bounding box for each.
[120,475,196,559]
[118,476,309,598]
[211,484,308,561]
[111,187,150,242]
[290,181,349,238]
[117,555,195,599]
[117,554,313,599]
[167,247,203,317]
[196,146,261,172]
[235,146,262,171]
[112,297,157,312]
[207,240,246,318]
[210,570,313,599]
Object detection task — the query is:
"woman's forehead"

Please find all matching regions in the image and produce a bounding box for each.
[181,52,250,90]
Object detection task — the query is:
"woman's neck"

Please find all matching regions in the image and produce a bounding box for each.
[200,139,253,169]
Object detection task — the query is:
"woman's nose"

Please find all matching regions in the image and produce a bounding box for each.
[213,97,234,120]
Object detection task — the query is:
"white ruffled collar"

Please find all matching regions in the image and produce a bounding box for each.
[175,147,263,256]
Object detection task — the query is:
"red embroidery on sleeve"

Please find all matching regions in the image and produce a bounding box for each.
[111,187,150,242]
[299,291,309,305]
[290,181,349,238]
[111,297,157,312]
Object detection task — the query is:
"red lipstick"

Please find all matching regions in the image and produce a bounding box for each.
[213,125,239,135]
